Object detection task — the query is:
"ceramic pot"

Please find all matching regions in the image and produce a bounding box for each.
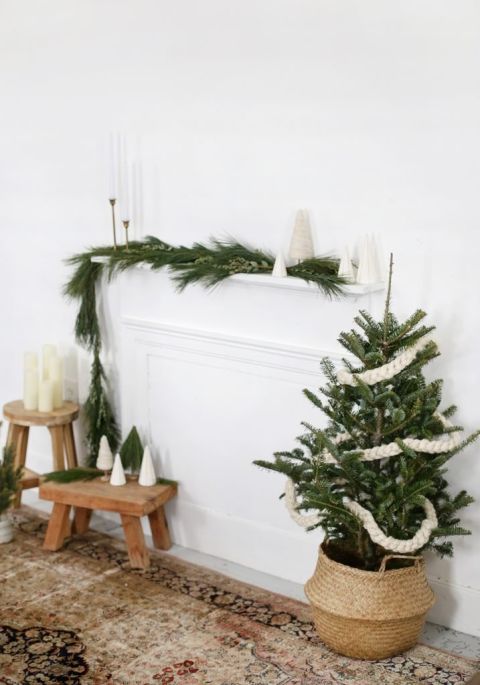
[0,513,14,544]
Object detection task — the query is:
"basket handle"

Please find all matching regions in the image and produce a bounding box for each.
[378,554,423,577]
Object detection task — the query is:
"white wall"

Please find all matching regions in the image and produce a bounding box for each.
[1,0,480,635]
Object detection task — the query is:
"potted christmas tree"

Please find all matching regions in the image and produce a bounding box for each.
[255,260,478,660]
[0,443,22,544]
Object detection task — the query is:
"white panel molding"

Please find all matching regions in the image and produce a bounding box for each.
[121,316,348,372]
[119,317,349,429]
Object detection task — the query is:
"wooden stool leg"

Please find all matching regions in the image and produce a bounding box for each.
[73,507,92,534]
[6,423,18,448]
[148,506,172,550]
[10,426,29,508]
[43,503,71,551]
[63,423,78,468]
[120,514,150,569]
[49,426,66,471]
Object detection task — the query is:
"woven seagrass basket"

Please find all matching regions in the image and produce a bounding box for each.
[304,544,435,660]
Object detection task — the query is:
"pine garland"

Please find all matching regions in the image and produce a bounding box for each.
[65,236,346,465]
[44,467,102,483]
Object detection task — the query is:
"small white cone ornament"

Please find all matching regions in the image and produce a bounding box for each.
[288,209,314,263]
[338,246,355,282]
[110,454,126,486]
[272,251,287,277]
[96,435,114,480]
[138,446,157,487]
[356,235,375,284]
[368,234,383,282]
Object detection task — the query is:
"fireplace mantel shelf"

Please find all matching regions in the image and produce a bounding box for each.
[91,256,384,296]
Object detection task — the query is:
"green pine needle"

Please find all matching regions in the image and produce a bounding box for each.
[44,468,102,483]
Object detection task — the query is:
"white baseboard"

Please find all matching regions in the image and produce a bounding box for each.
[427,577,480,638]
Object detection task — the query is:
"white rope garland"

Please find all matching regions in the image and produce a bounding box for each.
[284,478,322,528]
[344,497,438,553]
[337,335,434,387]
[284,477,438,552]
[321,413,462,463]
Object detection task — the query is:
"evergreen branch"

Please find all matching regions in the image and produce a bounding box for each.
[44,468,102,483]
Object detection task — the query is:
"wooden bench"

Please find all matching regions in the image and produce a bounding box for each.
[39,477,177,569]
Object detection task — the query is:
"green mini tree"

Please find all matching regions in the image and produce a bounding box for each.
[255,260,478,571]
[0,444,22,514]
[120,426,144,473]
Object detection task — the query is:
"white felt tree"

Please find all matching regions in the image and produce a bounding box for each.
[138,446,156,486]
[356,235,382,284]
[272,251,287,277]
[288,210,314,263]
[96,435,114,480]
[110,453,126,486]
[338,246,355,282]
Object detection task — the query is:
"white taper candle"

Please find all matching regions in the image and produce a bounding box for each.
[108,132,120,200]
[119,135,131,222]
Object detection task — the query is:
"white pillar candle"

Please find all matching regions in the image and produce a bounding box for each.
[49,355,64,409]
[23,369,38,411]
[42,344,57,380]
[38,380,54,412]
[24,351,38,371]
[108,131,120,200]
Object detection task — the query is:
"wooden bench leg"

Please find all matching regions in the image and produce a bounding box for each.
[73,507,92,535]
[7,425,29,508]
[43,503,71,551]
[49,426,66,471]
[120,514,150,569]
[63,423,78,468]
[148,506,171,550]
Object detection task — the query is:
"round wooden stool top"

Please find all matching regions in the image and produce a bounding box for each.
[3,400,80,428]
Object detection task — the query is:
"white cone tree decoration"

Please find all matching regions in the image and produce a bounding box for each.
[96,435,114,480]
[272,251,287,277]
[338,246,355,282]
[138,445,156,487]
[368,234,383,282]
[288,210,314,263]
[110,453,126,486]
[356,235,382,284]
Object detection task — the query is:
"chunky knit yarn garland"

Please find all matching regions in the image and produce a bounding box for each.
[285,477,438,553]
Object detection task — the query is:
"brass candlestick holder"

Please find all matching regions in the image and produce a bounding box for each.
[109,198,118,250]
[123,220,130,251]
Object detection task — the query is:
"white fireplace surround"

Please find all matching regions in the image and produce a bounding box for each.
[84,268,479,637]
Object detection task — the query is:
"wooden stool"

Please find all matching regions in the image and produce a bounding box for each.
[39,477,177,569]
[3,400,80,507]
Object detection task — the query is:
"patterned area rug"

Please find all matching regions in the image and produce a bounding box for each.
[0,509,477,685]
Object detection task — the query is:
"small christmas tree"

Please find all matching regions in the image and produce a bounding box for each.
[120,426,144,473]
[96,435,113,479]
[255,257,478,571]
[0,445,21,514]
